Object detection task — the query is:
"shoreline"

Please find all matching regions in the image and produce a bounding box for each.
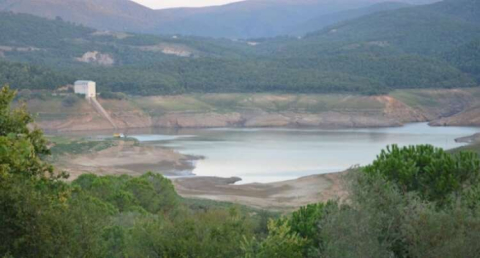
[172,172,348,211]
[49,124,479,210]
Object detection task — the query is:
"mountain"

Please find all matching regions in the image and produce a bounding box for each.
[445,40,480,81]
[425,0,480,24]
[290,2,411,36]
[0,0,441,39]
[153,0,380,38]
[0,0,477,95]
[0,0,159,33]
[288,0,480,56]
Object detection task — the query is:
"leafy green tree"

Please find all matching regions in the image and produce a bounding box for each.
[127,207,254,258]
[275,202,337,256]
[0,86,112,257]
[0,86,71,257]
[243,219,307,258]
[363,144,480,205]
[319,145,480,258]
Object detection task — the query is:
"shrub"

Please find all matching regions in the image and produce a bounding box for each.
[100,91,127,100]
[15,89,32,101]
[401,200,480,258]
[242,219,307,258]
[61,94,80,107]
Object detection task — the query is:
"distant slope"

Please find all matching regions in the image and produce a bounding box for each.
[291,0,480,56]
[290,2,411,36]
[0,11,250,65]
[445,40,480,82]
[0,2,477,96]
[154,0,374,38]
[0,0,159,33]
[425,0,480,24]
[0,0,441,38]
[0,12,94,48]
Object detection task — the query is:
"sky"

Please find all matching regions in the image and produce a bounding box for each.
[131,0,246,9]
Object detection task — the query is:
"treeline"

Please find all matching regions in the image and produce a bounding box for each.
[0,61,71,90]
[1,51,475,96]
[0,12,94,48]
[69,52,474,96]
[2,86,480,257]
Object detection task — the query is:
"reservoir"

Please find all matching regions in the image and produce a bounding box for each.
[131,123,479,184]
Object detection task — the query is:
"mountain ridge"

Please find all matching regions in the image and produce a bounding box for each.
[0,0,442,38]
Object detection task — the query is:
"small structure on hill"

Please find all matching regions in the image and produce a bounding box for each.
[74,80,96,99]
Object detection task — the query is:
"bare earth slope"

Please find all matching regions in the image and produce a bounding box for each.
[174,172,347,211]
[430,106,480,126]
[28,89,480,132]
[55,140,196,181]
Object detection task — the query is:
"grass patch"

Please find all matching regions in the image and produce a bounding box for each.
[49,138,117,158]
[133,95,214,115]
[448,143,480,156]
[390,90,439,108]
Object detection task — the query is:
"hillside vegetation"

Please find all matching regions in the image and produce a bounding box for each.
[0,61,70,90]
[0,0,479,96]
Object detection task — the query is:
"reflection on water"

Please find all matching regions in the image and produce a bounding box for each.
[126,123,479,184]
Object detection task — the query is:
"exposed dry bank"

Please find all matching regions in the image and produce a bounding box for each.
[52,139,196,181]
[23,89,480,132]
[173,172,347,211]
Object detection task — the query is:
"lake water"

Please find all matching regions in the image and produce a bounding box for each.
[130,123,479,184]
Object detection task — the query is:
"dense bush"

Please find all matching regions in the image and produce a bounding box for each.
[0,61,71,90]
[100,91,127,100]
[363,144,480,205]
[61,94,80,107]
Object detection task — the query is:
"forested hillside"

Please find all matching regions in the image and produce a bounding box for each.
[290,2,410,36]
[295,0,480,55]
[0,0,441,39]
[0,61,71,90]
[0,0,479,95]
[445,40,480,81]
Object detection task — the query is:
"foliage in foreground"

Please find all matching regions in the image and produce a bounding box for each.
[0,86,263,257]
[245,144,480,258]
[2,85,480,257]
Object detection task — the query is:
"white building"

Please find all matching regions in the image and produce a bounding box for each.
[74,80,96,99]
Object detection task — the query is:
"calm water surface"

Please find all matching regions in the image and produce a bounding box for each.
[131,123,479,184]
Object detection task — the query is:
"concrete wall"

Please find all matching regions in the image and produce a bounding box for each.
[74,81,96,98]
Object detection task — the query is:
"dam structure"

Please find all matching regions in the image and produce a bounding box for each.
[74,80,118,130]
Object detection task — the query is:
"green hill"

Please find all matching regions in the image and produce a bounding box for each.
[0,0,479,95]
[299,0,480,56]
[0,61,71,90]
[445,40,480,82]
[290,2,411,36]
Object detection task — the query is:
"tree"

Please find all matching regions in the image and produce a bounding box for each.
[242,219,307,258]
[363,144,480,205]
[0,86,71,257]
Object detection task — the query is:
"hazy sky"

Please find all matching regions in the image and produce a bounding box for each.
[132,0,246,9]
